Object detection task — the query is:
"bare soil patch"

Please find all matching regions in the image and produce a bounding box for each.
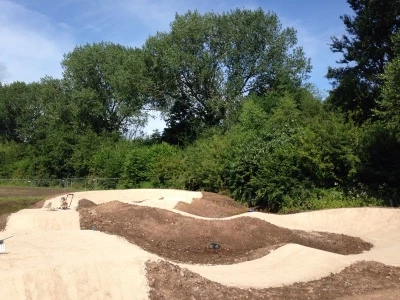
[77,199,97,210]
[29,199,47,209]
[0,186,72,197]
[174,192,248,217]
[79,201,372,264]
[146,260,400,300]
[0,213,9,231]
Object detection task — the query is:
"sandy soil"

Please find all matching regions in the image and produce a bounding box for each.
[1,189,400,300]
[0,230,156,299]
[44,189,202,210]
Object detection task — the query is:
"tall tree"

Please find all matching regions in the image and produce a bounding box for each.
[144,9,311,144]
[377,33,400,140]
[0,81,42,142]
[327,0,400,123]
[62,42,150,135]
[0,77,73,144]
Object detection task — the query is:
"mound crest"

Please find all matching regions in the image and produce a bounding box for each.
[79,201,372,264]
[174,192,248,217]
[77,199,97,209]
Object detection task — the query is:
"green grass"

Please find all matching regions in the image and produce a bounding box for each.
[0,186,78,215]
[0,197,44,215]
[279,188,384,214]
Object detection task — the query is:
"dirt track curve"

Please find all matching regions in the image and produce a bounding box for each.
[1,189,400,299]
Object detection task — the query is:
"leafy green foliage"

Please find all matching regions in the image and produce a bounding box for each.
[0,8,396,212]
[168,91,362,211]
[121,147,151,188]
[90,139,130,180]
[377,34,400,141]
[62,42,150,134]
[327,0,400,123]
[280,188,383,213]
[180,133,228,192]
[145,8,310,144]
[0,81,41,142]
[120,142,182,188]
[356,122,400,206]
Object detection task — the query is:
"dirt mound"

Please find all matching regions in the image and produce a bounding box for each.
[79,201,372,264]
[146,260,400,300]
[77,199,97,209]
[174,192,248,217]
[6,209,80,232]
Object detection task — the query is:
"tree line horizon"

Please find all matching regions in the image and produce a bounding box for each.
[1,0,399,212]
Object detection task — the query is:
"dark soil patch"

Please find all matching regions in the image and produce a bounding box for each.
[29,199,47,209]
[77,199,97,210]
[0,213,9,231]
[0,198,43,214]
[0,186,73,198]
[146,260,400,300]
[79,201,372,264]
[174,192,248,218]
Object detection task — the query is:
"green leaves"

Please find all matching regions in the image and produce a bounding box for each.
[144,8,311,144]
[175,91,361,211]
[327,0,400,123]
[377,34,400,141]
[62,42,150,134]
[120,142,182,188]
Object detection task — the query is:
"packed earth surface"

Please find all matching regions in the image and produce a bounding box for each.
[1,189,400,299]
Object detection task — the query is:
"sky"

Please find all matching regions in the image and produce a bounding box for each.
[0,0,353,133]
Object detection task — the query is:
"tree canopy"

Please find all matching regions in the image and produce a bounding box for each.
[326,0,400,123]
[62,42,150,135]
[144,8,311,144]
[377,33,400,141]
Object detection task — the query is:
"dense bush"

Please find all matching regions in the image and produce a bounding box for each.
[120,142,183,189]
[159,93,365,212]
[0,88,392,212]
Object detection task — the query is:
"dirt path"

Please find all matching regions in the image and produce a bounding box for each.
[0,230,156,300]
[6,209,80,232]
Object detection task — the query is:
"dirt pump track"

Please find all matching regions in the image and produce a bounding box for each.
[1,189,400,299]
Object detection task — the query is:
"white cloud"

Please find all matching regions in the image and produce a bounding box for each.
[0,1,75,83]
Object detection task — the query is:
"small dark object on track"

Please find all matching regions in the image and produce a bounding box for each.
[209,242,220,249]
